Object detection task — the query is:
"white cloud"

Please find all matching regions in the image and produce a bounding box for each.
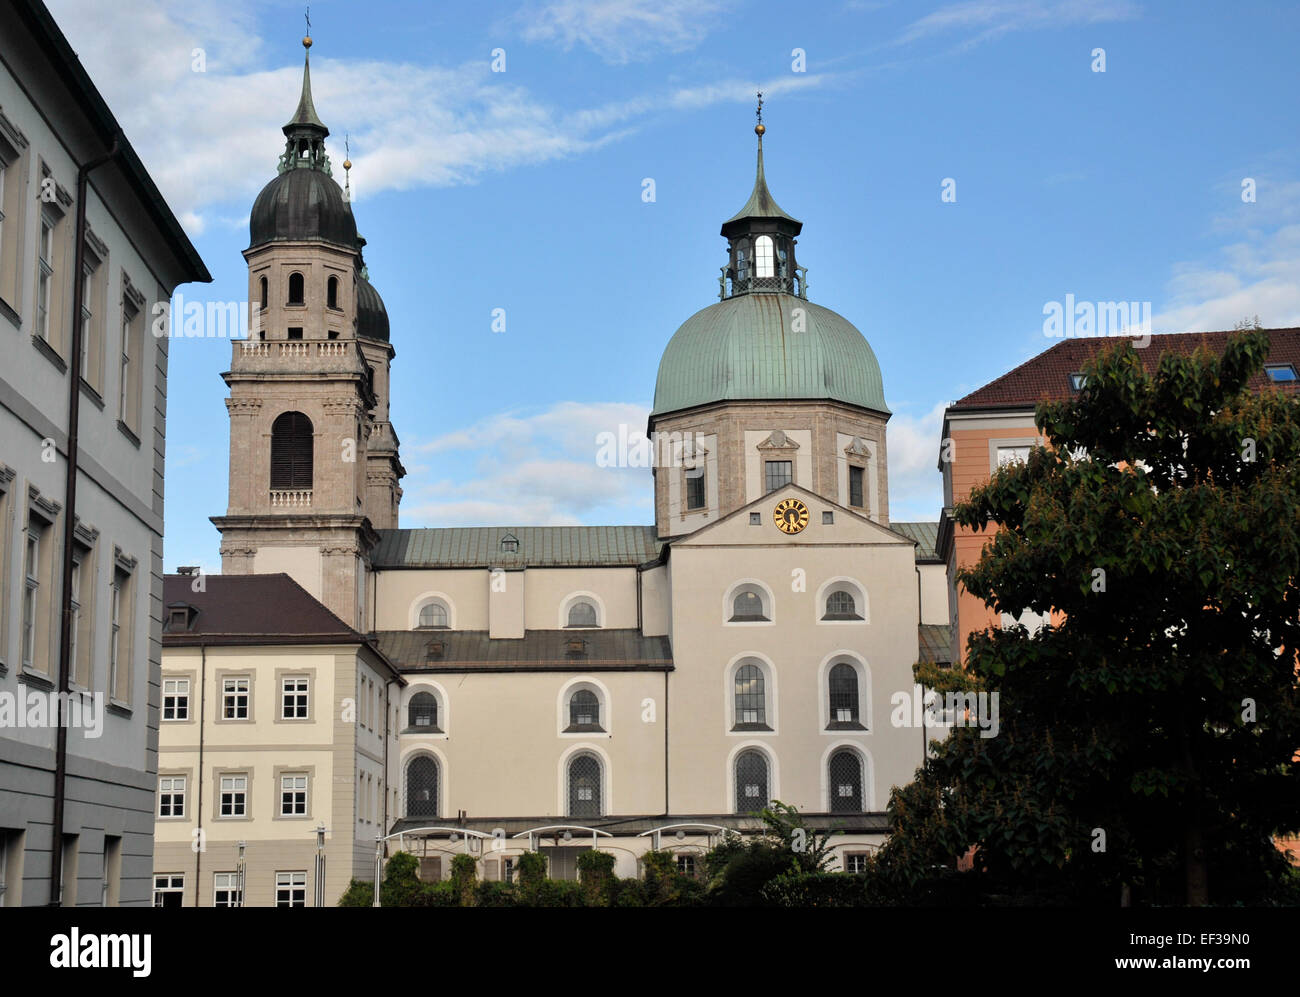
[1153,176,1300,333]
[401,401,653,527]
[45,0,835,234]
[516,0,726,63]
[887,401,947,521]
[895,0,1139,49]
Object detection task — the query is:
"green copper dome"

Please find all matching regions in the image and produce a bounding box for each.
[651,293,888,417]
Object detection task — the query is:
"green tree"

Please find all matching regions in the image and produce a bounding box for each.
[876,331,1300,905]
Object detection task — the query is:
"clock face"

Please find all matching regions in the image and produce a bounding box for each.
[773,498,810,534]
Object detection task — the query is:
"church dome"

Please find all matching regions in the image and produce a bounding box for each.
[357,275,390,342]
[652,293,888,416]
[249,168,357,250]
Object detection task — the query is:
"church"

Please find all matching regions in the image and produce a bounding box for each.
[152,36,949,905]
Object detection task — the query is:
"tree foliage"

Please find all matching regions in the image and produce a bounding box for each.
[875,331,1300,905]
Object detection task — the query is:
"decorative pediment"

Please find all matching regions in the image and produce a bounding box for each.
[122,272,147,310]
[73,518,100,548]
[84,225,110,262]
[844,436,871,458]
[757,429,799,451]
[0,106,30,156]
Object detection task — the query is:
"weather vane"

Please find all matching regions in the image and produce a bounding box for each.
[305,6,311,34]
[755,91,765,136]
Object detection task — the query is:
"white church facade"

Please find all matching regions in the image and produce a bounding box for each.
[152,37,949,905]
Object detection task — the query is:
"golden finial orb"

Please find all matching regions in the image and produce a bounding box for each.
[303,36,312,48]
[343,159,352,170]
[755,123,765,136]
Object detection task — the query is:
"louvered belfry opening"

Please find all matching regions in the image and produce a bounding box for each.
[270,411,313,490]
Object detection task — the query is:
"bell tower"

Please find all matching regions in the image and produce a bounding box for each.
[211,33,403,628]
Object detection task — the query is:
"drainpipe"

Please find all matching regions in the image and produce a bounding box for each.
[50,138,119,905]
[194,641,207,905]
[663,670,669,817]
[383,675,395,833]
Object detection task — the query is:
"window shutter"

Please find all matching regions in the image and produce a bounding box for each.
[482,858,498,882]
[270,412,313,489]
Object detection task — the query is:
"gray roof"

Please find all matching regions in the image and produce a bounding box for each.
[372,526,664,569]
[892,521,941,562]
[375,629,673,672]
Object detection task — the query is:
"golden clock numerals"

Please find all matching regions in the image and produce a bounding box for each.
[772,498,809,534]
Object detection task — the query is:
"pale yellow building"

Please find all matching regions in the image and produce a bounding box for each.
[155,39,949,904]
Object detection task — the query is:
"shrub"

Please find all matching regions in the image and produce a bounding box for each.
[450,853,478,907]
[760,871,869,907]
[476,881,518,907]
[337,879,374,907]
[577,850,616,906]
[380,852,423,908]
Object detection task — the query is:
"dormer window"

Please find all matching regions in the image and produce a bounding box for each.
[566,600,599,628]
[1070,373,1087,391]
[499,533,519,553]
[417,601,449,629]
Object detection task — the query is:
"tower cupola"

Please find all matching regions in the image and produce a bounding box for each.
[718,95,807,301]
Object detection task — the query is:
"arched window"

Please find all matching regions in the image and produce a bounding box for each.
[829,750,863,813]
[822,583,866,621]
[567,754,602,818]
[568,689,601,730]
[287,272,304,305]
[828,663,860,727]
[408,692,439,730]
[734,663,766,728]
[406,756,439,818]
[755,235,775,278]
[327,275,339,309]
[418,602,449,629]
[734,749,769,813]
[566,600,598,628]
[735,247,748,281]
[730,587,768,622]
[270,412,313,490]
[259,276,268,310]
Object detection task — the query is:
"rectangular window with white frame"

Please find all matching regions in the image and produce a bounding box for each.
[280,773,308,816]
[36,213,53,342]
[108,558,135,706]
[158,776,186,819]
[213,872,242,908]
[281,675,309,719]
[218,774,247,818]
[275,871,306,907]
[163,677,190,721]
[22,500,57,676]
[153,874,184,908]
[223,676,250,719]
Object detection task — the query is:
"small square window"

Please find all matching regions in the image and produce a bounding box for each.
[749,512,761,525]
[822,511,834,525]
[287,327,303,340]
[1265,364,1297,382]
[1070,373,1087,390]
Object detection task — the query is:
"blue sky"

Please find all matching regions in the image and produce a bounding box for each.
[46,0,1300,572]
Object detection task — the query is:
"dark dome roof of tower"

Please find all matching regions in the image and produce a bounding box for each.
[357,276,389,342]
[249,168,357,250]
